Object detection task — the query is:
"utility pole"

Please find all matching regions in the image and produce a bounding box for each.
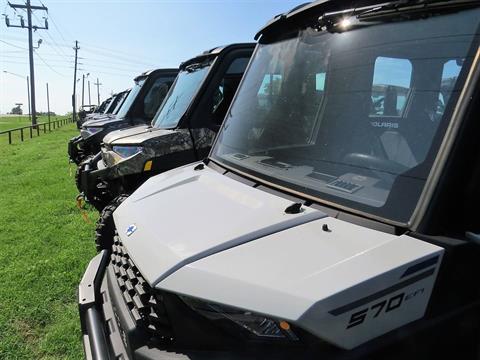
[3,71,31,122]
[27,76,31,122]
[46,82,51,130]
[88,80,92,105]
[72,41,80,122]
[81,74,85,108]
[94,78,102,105]
[5,0,48,127]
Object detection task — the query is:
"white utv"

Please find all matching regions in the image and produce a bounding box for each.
[79,0,480,359]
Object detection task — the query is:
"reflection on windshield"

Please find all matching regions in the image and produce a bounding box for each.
[104,97,117,113]
[116,79,145,119]
[152,59,213,129]
[112,91,130,115]
[213,8,480,223]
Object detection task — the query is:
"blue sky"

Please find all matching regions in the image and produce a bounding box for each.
[0,0,300,114]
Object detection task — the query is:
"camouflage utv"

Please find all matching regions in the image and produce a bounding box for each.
[68,89,131,165]
[78,43,254,250]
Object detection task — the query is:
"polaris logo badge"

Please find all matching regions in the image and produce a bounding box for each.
[126,224,137,236]
[370,121,399,129]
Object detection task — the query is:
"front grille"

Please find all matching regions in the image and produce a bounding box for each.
[110,235,174,343]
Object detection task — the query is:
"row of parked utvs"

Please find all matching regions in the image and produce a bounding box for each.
[73,1,480,359]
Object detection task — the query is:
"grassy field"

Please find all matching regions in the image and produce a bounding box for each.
[0,115,45,131]
[0,121,97,359]
[0,115,70,144]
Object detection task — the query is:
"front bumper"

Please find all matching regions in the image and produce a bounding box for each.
[77,153,111,202]
[70,129,110,165]
[68,135,87,165]
[78,251,114,360]
[78,247,326,360]
[80,252,197,360]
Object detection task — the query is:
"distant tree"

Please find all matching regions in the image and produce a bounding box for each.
[38,111,57,116]
[11,105,23,115]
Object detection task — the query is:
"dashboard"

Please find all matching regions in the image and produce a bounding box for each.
[223,153,390,208]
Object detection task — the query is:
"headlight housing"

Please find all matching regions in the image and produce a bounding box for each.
[81,126,103,139]
[181,296,298,341]
[112,145,143,159]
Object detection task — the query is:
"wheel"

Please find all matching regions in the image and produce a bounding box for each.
[95,194,129,252]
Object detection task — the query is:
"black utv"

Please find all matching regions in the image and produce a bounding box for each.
[77,105,98,129]
[68,69,178,165]
[78,43,254,249]
[95,99,111,114]
[75,97,112,129]
[69,89,131,164]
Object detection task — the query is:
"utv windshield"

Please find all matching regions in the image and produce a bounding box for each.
[152,58,214,129]
[112,90,130,115]
[115,78,146,119]
[213,6,480,224]
[103,97,116,114]
[96,99,108,113]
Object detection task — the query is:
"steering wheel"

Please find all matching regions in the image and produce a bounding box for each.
[343,153,409,176]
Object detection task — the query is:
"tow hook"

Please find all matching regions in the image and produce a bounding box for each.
[76,194,92,224]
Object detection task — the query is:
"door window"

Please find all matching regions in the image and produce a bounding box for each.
[371,57,413,117]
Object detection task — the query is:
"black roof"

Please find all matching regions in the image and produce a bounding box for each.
[179,43,255,70]
[255,0,467,40]
[134,68,179,82]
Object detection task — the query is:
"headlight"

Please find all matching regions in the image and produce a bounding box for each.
[181,296,298,341]
[112,145,143,158]
[81,126,103,139]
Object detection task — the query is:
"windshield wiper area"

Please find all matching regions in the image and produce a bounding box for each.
[185,62,208,73]
[318,0,480,31]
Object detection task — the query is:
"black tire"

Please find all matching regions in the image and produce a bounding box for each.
[90,192,111,213]
[95,194,129,252]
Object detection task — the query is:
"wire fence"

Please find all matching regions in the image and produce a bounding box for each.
[0,116,74,144]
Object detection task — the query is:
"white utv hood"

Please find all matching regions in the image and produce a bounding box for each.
[114,164,326,285]
[114,164,443,349]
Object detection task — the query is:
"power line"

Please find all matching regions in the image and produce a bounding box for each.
[79,56,152,69]
[2,35,160,67]
[32,10,70,60]
[2,36,157,67]
[0,39,28,50]
[80,62,139,73]
[49,15,69,42]
[2,59,72,69]
[38,0,73,42]
[0,43,75,58]
[2,54,73,62]
[81,47,157,68]
[82,43,159,63]
[34,49,68,77]
[2,49,26,53]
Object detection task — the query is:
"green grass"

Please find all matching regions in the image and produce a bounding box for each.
[0,123,97,359]
[0,115,45,131]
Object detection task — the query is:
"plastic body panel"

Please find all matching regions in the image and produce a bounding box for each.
[113,164,326,286]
